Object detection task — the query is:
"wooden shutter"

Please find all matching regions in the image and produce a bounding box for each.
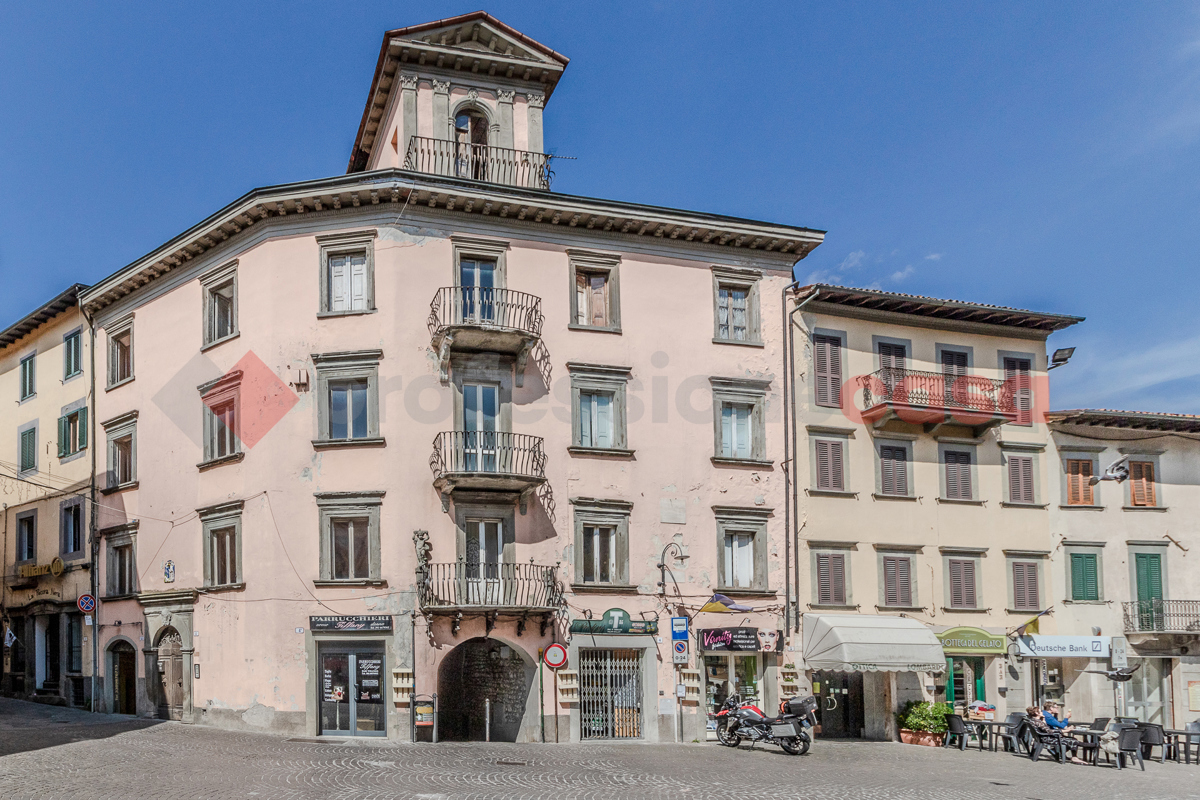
[941,350,967,375]
[590,275,608,326]
[57,416,69,458]
[1130,461,1156,506]
[1008,455,1034,504]
[328,256,348,311]
[879,343,906,370]
[1004,357,1032,425]
[813,335,842,408]
[1070,553,1098,601]
[949,560,976,608]
[1135,553,1163,601]
[1067,459,1093,505]
[884,556,911,606]
[1013,561,1040,610]
[816,440,843,491]
[20,429,35,471]
[817,553,846,604]
[880,445,907,495]
[349,254,368,311]
[945,451,972,500]
[77,408,88,452]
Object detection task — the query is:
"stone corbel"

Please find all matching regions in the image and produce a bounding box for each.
[514,341,531,388]
[437,332,456,384]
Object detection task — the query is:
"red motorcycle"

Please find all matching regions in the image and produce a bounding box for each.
[710,693,817,755]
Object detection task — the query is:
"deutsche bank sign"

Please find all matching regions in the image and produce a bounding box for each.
[1016,635,1110,658]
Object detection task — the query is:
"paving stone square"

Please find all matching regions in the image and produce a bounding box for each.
[0,700,1195,800]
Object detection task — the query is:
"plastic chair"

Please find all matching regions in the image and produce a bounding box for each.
[1136,723,1166,764]
[1116,727,1145,771]
[1117,717,1140,725]
[1029,728,1069,764]
[944,714,982,751]
[995,714,1025,753]
[1090,717,1110,730]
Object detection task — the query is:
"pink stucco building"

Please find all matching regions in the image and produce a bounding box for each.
[77,13,824,741]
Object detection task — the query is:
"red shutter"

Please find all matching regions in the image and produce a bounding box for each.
[814,335,842,408]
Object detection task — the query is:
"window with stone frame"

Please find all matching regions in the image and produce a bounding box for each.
[815,551,848,605]
[882,555,913,607]
[201,500,243,589]
[60,498,84,557]
[106,317,134,388]
[18,423,37,474]
[315,492,384,585]
[312,351,383,447]
[571,498,632,588]
[18,353,35,400]
[567,250,621,333]
[715,507,770,592]
[16,511,36,563]
[711,377,770,465]
[104,524,138,597]
[199,371,242,466]
[103,412,137,490]
[63,329,83,379]
[712,266,762,345]
[57,406,88,459]
[318,231,376,316]
[568,363,631,455]
[201,261,239,347]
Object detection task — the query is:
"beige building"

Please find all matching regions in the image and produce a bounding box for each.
[787,284,1083,739]
[1046,410,1200,729]
[0,284,95,708]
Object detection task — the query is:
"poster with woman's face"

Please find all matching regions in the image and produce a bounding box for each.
[757,630,779,651]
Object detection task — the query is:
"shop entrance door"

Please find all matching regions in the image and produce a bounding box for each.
[812,671,864,738]
[319,646,386,736]
[580,649,643,739]
[945,657,985,708]
[1126,657,1171,727]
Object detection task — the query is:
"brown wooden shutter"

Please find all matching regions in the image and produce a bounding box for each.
[1013,561,1039,610]
[813,335,841,407]
[884,556,911,606]
[881,446,907,495]
[816,440,844,491]
[830,553,846,604]
[879,343,906,370]
[817,554,832,603]
[945,451,972,500]
[1008,455,1034,503]
[1130,461,1155,506]
[1067,459,1094,505]
[949,560,977,608]
[1004,357,1033,425]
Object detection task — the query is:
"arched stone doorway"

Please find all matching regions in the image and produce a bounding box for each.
[155,627,185,720]
[109,640,137,715]
[437,637,536,742]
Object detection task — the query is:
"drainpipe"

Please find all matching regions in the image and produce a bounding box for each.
[84,307,99,711]
[780,280,799,638]
[788,287,822,634]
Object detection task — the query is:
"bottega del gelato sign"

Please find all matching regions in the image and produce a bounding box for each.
[938,626,1006,655]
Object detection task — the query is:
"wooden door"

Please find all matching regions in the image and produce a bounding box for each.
[113,646,136,714]
[157,630,185,721]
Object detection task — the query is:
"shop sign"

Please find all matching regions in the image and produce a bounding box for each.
[309,615,393,632]
[414,701,435,727]
[1015,635,1110,658]
[18,557,64,580]
[699,627,781,652]
[937,626,1006,654]
[356,655,383,702]
[569,608,658,635]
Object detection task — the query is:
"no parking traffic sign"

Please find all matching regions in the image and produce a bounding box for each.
[673,639,689,664]
[77,594,95,614]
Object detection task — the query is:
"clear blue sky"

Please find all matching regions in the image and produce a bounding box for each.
[2,2,1198,413]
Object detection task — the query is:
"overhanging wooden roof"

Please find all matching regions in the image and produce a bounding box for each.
[1047,409,1200,433]
[794,284,1083,333]
[0,284,88,349]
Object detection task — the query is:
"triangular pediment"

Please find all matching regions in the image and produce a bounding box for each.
[386,12,567,69]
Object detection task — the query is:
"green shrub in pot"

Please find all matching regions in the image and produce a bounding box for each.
[896,701,951,733]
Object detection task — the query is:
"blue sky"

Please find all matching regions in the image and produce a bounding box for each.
[2,2,1198,413]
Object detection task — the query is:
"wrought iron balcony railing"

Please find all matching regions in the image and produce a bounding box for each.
[431,430,546,482]
[404,136,551,190]
[417,561,562,612]
[427,287,543,339]
[1123,600,1200,634]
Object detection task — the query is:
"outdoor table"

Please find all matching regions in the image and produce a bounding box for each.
[969,719,1010,752]
[1068,729,1104,765]
[1164,729,1195,765]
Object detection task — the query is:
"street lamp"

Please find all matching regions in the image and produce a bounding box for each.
[1047,347,1075,370]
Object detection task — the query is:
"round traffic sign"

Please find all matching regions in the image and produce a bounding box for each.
[77,594,95,614]
[673,640,687,655]
[543,643,568,669]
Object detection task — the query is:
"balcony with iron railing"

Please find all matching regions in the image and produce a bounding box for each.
[404,136,551,190]
[431,430,546,503]
[428,287,543,385]
[857,368,1020,434]
[1123,600,1200,635]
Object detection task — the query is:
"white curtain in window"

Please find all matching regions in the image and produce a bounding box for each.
[724,532,753,587]
[580,392,613,448]
[721,404,751,458]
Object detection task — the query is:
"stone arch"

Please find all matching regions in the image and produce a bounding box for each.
[436,634,540,742]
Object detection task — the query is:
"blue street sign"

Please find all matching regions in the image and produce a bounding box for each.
[671,616,689,640]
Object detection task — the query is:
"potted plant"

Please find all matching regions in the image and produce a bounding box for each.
[896,701,950,746]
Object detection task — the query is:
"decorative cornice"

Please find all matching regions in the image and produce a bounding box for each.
[78,170,824,316]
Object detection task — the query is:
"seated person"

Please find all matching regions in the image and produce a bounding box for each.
[1026,706,1087,764]
[1041,701,1075,732]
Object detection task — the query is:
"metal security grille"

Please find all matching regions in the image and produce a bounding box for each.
[579,649,642,740]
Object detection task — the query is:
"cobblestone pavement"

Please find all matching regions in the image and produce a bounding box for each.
[0,700,1197,800]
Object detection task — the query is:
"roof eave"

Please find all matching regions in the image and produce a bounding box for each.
[0,283,89,350]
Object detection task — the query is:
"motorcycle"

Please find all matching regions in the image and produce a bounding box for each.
[709,693,817,755]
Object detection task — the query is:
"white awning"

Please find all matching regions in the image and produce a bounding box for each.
[802,614,946,673]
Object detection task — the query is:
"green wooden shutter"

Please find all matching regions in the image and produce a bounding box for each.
[57,416,69,458]
[77,407,88,451]
[1135,553,1163,601]
[1070,553,1098,601]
